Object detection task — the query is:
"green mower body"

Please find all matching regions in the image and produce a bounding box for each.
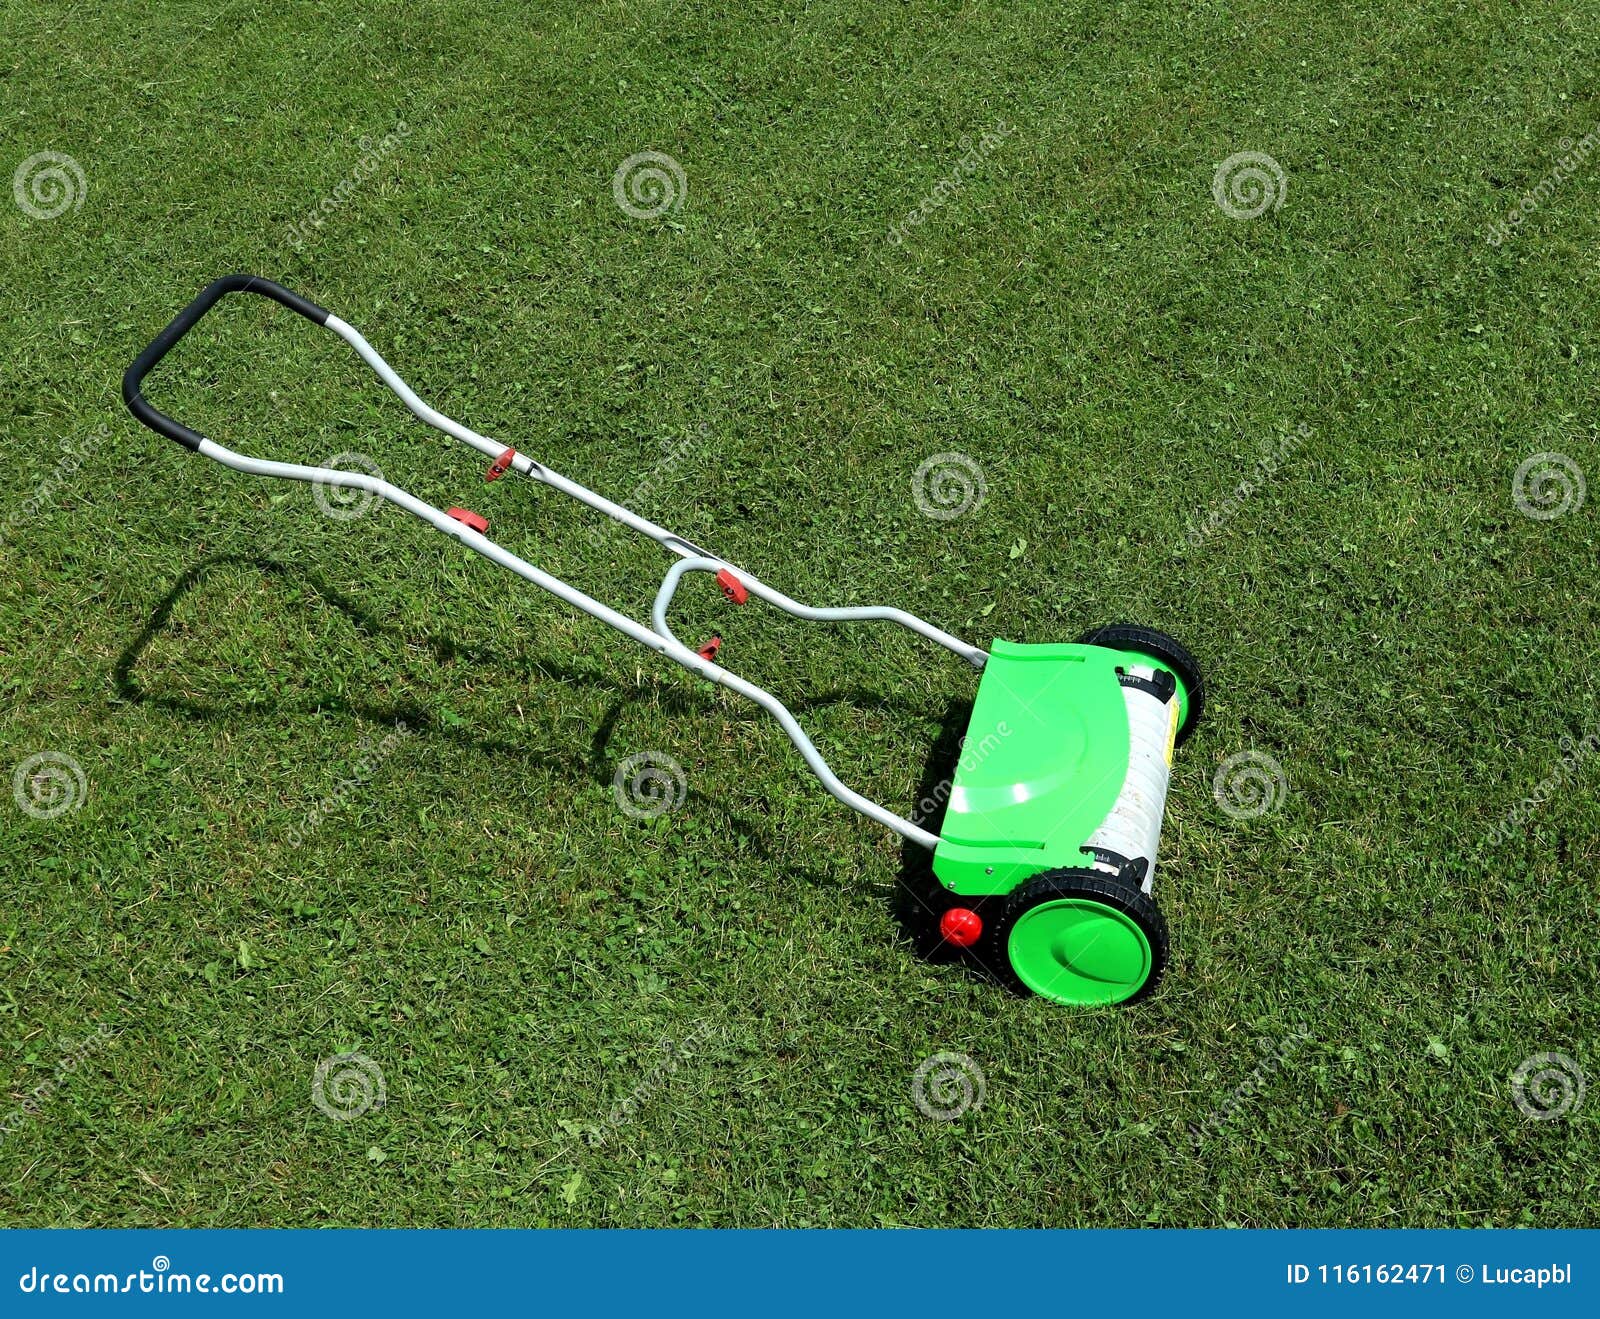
[930,629,1201,1006]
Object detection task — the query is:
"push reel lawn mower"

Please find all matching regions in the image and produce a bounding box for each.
[124,275,1204,1006]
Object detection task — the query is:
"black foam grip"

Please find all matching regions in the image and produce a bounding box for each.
[123,274,330,451]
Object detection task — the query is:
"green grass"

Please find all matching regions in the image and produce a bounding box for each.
[2,0,1598,1227]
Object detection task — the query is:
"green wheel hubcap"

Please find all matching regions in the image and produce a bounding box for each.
[1008,898,1152,1005]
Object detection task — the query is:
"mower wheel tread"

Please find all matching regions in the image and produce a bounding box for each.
[1075,624,1205,746]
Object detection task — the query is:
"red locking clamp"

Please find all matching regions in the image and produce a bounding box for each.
[485,447,517,482]
[696,635,722,663]
[717,569,749,604]
[447,507,488,534]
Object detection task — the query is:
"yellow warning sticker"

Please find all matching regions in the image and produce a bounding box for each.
[1164,699,1180,767]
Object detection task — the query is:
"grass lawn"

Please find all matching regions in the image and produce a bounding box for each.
[1,0,1597,1227]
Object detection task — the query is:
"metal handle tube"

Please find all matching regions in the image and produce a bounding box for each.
[123,277,965,850]
[324,315,714,559]
[193,439,942,851]
[652,558,987,669]
[124,277,708,558]
[323,315,534,473]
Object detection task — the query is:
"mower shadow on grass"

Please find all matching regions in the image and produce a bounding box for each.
[110,554,581,753]
[111,553,575,711]
[892,696,1014,993]
[112,555,806,870]
[585,684,935,886]
[111,555,931,894]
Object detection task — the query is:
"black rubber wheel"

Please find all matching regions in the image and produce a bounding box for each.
[1076,623,1205,746]
[980,868,1170,1006]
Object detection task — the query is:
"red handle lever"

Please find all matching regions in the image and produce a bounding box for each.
[485,447,516,482]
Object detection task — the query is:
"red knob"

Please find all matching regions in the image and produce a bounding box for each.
[939,907,983,948]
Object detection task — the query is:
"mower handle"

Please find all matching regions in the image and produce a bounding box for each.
[122,274,330,452]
